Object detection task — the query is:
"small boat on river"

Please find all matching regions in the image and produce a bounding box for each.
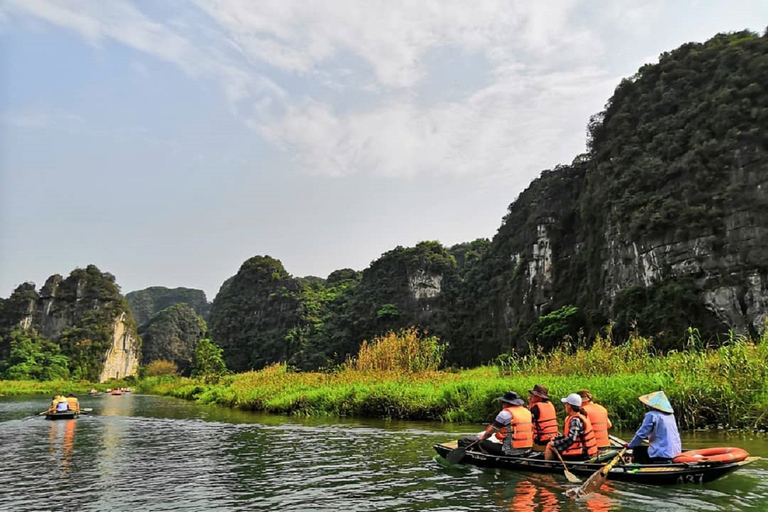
[433,441,758,485]
[45,410,79,421]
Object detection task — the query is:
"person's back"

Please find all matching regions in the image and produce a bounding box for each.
[644,410,681,459]
[65,394,80,413]
[56,398,69,412]
[582,402,611,448]
[627,391,682,463]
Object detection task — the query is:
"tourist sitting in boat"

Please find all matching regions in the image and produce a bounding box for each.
[577,389,612,449]
[625,390,682,464]
[55,396,70,412]
[544,393,598,461]
[527,384,558,452]
[458,391,533,456]
[65,393,80,413]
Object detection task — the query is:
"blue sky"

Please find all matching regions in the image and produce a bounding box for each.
[1,1,766,301]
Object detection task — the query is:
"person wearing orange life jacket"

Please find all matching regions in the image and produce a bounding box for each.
[577,389,612,449]
[458,391,533,456]
[65,393,80,414]
[544,393,598,461]
[527,384,558,452]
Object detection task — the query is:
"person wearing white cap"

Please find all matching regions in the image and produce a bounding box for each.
[544,393,598,461]
[625,390,682,464]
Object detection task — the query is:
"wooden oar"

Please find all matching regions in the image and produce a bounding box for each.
[569,447,627,498]
[553,447,581,483]
[446,438,482,464]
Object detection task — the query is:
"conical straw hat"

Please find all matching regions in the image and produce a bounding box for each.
[638,391,673,413]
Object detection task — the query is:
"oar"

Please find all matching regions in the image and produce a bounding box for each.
[553,447,581,483]
[570,447,627,498]
[446,438,482,464]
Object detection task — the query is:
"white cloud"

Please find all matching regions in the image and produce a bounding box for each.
[4,0,647,180]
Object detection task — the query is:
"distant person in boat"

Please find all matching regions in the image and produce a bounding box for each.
[625,391,682,464]
[544,393,598,461]
[65,393,80,414]
[458,391,533,456]
[55,395,70,412]
[577,389,612,449]
[527,384,558,452]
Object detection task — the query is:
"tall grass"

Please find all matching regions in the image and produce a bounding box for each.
[6,327,767,431]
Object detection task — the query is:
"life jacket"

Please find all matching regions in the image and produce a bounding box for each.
[531,401,558,445]
[66,396,80,412]
[582,402,610,448]
[494,405,533,449]
[561,412,598,458]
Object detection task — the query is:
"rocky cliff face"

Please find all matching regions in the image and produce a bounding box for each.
[98,313,140,381]
[2,265,140,381]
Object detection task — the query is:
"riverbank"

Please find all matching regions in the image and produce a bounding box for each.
[138,331,767,430]
[3,331,766,430]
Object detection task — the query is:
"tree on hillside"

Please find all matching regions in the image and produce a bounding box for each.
[191,338,228,383]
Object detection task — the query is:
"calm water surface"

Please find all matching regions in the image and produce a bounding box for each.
[1,393,766,511]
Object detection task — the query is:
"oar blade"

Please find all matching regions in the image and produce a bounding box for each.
[564,469,581,483]
[576,469,608,495]
[446,447,467,464]
[571,447,627,498]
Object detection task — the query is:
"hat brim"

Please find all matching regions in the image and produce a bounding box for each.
[498,397,525,406]
[528,389,549,400]
[638,392,674,413]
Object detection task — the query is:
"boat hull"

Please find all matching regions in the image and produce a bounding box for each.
[433,442,757,485]
[45,411,79,420]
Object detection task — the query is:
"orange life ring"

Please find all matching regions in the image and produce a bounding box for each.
[673,447,749,464]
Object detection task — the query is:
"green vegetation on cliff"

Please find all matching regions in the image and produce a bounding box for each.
[139,304,207,375]
[0,265,137,382]
[126,286,210,326]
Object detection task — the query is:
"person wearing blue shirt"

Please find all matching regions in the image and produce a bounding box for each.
[626,390,682,464]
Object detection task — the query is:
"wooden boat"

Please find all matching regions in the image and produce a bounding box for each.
[433,441,758,485]
[45,410,79,420]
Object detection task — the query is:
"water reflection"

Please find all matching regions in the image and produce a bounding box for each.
[48,419,77,475]
[499,478,559,511]
[495,476,619,512]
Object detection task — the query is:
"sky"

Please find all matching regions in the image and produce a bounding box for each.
[1,1,766,301]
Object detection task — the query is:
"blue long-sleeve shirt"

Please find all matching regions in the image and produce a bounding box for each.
[628,410,682,459]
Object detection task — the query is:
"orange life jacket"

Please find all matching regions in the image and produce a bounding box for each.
[494,405,533,449]
[582,402,611,448]
[561,412,598,458]
[530,401,558,445]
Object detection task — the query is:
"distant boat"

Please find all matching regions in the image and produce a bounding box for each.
[111,390,122,396]
[88,389,99,395]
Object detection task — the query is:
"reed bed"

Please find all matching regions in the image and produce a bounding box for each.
[5,328,767,431]
[138,328,768,431]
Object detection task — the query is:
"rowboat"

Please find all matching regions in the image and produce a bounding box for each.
[45,410,79,421]
[433,441,758,485]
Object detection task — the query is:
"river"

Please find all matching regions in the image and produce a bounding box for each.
[0,393,766,511]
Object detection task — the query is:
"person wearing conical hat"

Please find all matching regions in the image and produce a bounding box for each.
[626,391,682,464]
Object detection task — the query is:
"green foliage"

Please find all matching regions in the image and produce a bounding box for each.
[0,328,69,381]
[138,303,206,375]
[208,256,303,372]
[144,359,179,377]
[191,338,229,383]
[613,279,727,350]
[525,305,585,351]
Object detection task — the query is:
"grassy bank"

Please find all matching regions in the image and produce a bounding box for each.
[3,329,766,431]
[0,379,97,397]
[139,329,768,431]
